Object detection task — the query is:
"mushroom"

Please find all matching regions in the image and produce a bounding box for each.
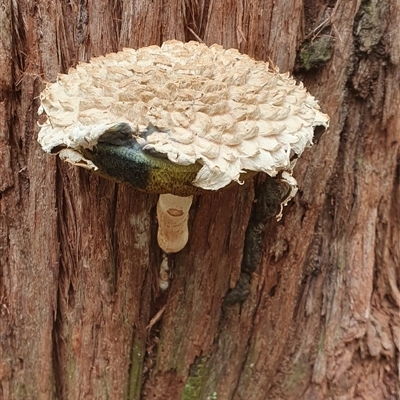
[38,40,329,254]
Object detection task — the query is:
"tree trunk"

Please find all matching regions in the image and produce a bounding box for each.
[1,0,399,399]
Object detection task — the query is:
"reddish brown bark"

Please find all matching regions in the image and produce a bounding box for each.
[0,0,399,399]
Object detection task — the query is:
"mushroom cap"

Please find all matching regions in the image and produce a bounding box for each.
[38,40,329,194]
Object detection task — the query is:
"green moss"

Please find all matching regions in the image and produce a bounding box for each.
[298,36,333,71]
[128,339,145,400]
[337,257,346,271]
[67,355,75,383]
[356,158,363,168]
[181,357,216,400]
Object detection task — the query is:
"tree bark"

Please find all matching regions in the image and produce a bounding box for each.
[1,0,399,399]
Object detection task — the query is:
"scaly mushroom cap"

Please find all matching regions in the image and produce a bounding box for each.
[38,40,329,194]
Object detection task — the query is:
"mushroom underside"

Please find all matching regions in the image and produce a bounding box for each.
[37,40,330,253]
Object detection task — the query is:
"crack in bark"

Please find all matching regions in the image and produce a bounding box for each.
[223,175,290,308]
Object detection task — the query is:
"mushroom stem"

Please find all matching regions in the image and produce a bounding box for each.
[156,194,193,253]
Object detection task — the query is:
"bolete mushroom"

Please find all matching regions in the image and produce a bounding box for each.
[38,40,329,254]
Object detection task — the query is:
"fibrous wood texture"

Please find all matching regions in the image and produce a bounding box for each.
[0,0,399,399]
